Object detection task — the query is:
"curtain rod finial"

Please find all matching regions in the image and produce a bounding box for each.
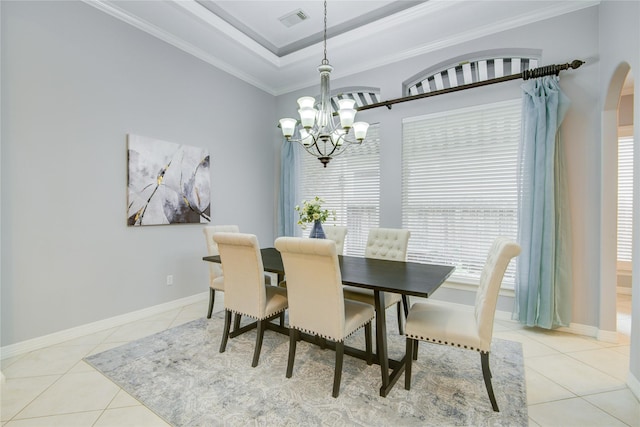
[570,60,585,69]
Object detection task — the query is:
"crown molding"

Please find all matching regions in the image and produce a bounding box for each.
[271,0,602,95]
[170,0,282,67]
[83,0,601,96]
[329,0,601,85]
[82,0,276,94]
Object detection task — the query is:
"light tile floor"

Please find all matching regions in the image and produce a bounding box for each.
[1,295,638,426]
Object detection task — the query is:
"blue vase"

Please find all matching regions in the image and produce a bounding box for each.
[309,220,326,239]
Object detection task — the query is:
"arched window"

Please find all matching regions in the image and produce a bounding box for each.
[403,49,541,96]
[329,87,380,110]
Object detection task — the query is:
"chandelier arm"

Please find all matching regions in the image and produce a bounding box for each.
[291,134,348,157]
[319,139,342,158]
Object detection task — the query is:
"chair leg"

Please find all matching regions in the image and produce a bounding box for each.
[219,309,231,353]
[413,340,419,360]
[396,302,404,335]
[207,289,215,319]
[279,312,285,327]
[286,328,297,378]
[405,337,414,390]
[333,342,344,398]
[232,313,242,332]
[402,295,410,319]
[364,322,373,365]
[251,319,266,367]
[481,352,499,412]
[316,335,327,349]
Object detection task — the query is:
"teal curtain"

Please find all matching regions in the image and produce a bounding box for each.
[278,140,299,237]
[514,76,572,329]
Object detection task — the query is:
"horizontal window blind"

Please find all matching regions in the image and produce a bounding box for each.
[298,125,380,256]
[617,136,634,263]
[402,100,520,287]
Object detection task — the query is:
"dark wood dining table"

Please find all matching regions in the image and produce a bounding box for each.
[203,247,454,397]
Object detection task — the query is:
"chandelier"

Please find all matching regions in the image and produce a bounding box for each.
[279,0,369,167]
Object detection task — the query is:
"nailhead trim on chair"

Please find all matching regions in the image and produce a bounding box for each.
[293,320,371,342]
[230,308,286,321]
[406,334,488,352]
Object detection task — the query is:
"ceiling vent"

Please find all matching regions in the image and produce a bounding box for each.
[279,9,309,28]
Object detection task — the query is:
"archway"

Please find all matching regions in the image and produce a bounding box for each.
[600,62,633,341]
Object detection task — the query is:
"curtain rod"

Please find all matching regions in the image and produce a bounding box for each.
[357,59,585,112]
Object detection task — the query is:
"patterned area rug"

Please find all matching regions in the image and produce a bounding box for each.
[85,312,528,426]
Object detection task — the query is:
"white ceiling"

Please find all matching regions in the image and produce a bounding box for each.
[86,0,600,96]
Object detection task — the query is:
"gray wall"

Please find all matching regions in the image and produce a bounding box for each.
[277,7,601,319]
[1,1,278,346]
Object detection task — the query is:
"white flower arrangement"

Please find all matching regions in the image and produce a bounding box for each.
[295,196,336,230]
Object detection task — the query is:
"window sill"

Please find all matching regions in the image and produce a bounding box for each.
[441,279,515,298]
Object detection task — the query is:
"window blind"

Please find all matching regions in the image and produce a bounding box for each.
[401,100,520,287]
[406,56,539,96]
[617,136,634,263]
[298,125,381,256]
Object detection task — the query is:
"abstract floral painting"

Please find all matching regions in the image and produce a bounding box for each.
[127,134,210,226]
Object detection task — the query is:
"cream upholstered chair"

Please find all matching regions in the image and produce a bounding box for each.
[323,225,348,255]
[275,237,374,398]
[277,226,347,289]
[203,225,271,318]
[343,227,410,334]
[404,237,521,412]
[203,225,239,318]
[214,232,288,367]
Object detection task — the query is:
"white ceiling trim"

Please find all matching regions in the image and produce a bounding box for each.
[379,0,600,67]
[84,0,275,93]
[383,1,596,63]
[171,0,465,70]
[84,0,601,97]
[276,0,466,67]
[274,0,601,95]
[170,0,283,67]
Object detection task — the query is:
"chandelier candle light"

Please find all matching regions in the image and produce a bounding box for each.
[279,0,369,167]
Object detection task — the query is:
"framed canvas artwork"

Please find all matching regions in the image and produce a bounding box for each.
[127,134,211,226]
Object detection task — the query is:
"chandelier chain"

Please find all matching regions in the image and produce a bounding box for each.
[322,0,328,65]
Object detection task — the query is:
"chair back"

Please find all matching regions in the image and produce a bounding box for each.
[214,232,267,318]
[323,226,348,255]
[365,228,410,261]
[275,237,346,341]
[203,225,240,280]
[474,237,521,349]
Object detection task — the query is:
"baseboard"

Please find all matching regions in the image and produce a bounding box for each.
[596,328,620,343]
[628,372,640,401]
[1,292,209,360]
[556,322,598,337]
[617,286,632,295]
[1,292,624,359]
[494,309,514,321]
[503,319,620,343]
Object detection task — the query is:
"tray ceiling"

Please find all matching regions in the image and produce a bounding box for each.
[86,0,599,95]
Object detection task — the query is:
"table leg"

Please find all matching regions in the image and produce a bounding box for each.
[374,290,390,396]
